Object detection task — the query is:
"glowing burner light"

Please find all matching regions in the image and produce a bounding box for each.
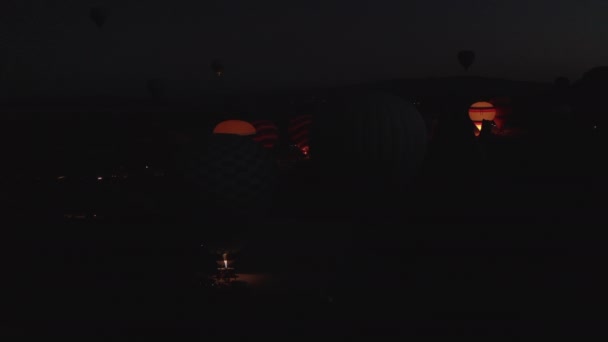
[97,176,103,181]
[301,145,310,156]
[215,253,236,284]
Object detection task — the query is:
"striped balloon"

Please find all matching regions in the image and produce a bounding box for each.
[185,134,277,222]
[288,114,312,155]
[311,91,427,193]
[251,120,279,149]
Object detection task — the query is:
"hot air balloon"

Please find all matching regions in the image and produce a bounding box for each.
[288,114,312,156]
[89,7,109,28]
[468,101,496,135]
[251,120,279,149]
[212,120,257,136]
[184,133,277,223]
[458,50,475,71]
[211,60,224,77]
[310,91,427,214]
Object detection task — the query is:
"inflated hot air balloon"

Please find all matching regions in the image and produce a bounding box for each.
[469,101,496,135]
[311,91,427,203]
[288,114,312,156]
[90,7,109,28]
[251,120,279,149]
[213,120,256,136]
[211,60,224,77]
[184,133,277,223]
[458,50,475,71]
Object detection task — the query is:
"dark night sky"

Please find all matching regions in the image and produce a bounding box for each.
[1,0,607,99]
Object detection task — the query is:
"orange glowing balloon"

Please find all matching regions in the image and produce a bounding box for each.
[468,101,497,122]
[469,101,497,136]
[212,120,257,136]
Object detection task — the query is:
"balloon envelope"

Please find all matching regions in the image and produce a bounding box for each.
[251,120,279,149]
[90,7,108,28]
[311,91,428,193]
[458,50,475,71]
[187,134,277,221]
[288,114,313,154]
[468,101,496,122]
[469,101,496,133]
[211,60,224,76]
[213,120,257,136]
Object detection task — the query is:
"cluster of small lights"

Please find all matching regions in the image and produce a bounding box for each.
[64,213,101,220]
[53,168,148,183]
[301,145,310,156]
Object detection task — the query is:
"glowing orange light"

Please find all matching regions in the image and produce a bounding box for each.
[224,259,228,268]
[469,101,496,122]
[213,120,257,136]
[469,101,496,136]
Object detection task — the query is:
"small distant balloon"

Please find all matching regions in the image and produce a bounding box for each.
[211,60,224,77]
[90,7,109,28]
[457,50,475,71]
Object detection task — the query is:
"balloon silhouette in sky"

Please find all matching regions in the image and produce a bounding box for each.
[211,60,224,77]
[90,7,109,28]
[458,50,475,71]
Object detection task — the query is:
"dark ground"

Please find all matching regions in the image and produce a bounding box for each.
[1,114,607,339]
